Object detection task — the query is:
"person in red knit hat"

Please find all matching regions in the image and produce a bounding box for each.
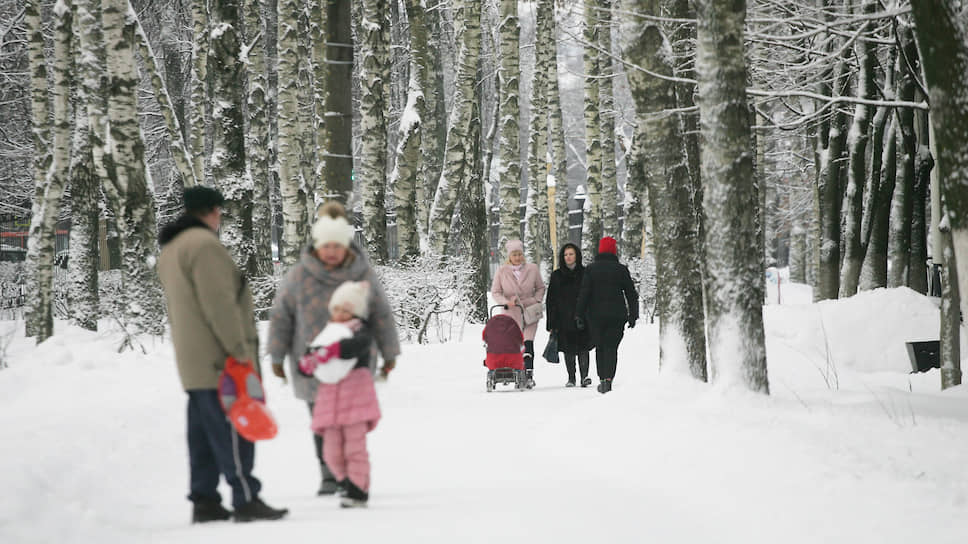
[575,237,639,393]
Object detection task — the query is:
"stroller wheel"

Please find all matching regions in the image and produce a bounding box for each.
[486,370,495,392]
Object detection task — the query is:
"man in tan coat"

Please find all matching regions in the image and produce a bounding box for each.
[158,186,287,523]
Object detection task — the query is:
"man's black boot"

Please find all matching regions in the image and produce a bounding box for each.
[191,500,232,523]
[233,497,289,522]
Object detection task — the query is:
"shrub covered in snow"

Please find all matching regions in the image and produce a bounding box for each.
[373,255,479,344]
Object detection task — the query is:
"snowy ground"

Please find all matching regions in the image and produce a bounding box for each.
[2,285,967,543]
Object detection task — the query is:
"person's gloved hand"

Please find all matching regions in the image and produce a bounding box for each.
[628,318,636,329]
[574,316,585,331]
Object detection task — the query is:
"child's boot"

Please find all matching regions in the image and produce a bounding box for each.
[340,479,369,508]
[317,463,341,496]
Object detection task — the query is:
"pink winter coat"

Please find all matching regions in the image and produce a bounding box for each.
[311,368,381,434]
[491,262,546,341]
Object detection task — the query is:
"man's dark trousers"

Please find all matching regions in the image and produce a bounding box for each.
[186,390,262,508]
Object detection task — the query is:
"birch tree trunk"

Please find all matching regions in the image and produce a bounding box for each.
[622,133,645,257]
[526,0,553,269]
[839,0,876,297]
[104,0,165,336]
[428,0,481,254]
[597,0,618,238]
[68,0,101,332]
[860,116,897,289]
[909,143,932,294]
[190,0,208,183]
[464,66,488,321]
[627,23,707,381]
[497,0,521,248]
[322,0,353,202]
[276,0,307,265]
[391,0,429,260]
[244,0,273,275]
[581,0,602,258]
[25,0,71,342]
[359,0,389,263]
[939,224,961,389]
[208,0,251,269]
[309,0,328,205]
[695,0,768,393]
[815,57,848,301]
[910,0,968,326]
[889,32,917,288]
[548,0,569,251]
[789,225,807,284]
[416,4,446,246]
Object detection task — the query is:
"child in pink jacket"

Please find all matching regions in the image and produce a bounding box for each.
[299,281,381,508]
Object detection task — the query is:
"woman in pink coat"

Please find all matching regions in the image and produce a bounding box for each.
[491,239,546,387]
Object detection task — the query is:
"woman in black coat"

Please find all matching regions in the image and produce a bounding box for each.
[545,243,593,387]
[575,237,639,394]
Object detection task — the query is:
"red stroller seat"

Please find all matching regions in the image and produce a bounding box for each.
[482,306,528,391]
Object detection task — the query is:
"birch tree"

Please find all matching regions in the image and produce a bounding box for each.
[581,0,602,258]
[276,0,307,264]
[597,0,618,238]
[838,0,876,298]
[244,0,273,275]
[889,26,918,288]
[815,56,847,301]
[359,0,389,263]
[190,0,208,182]
[24,0,71,342]
[207,0,252,269]
[910,0,968,330]
[103,0,165,336]
[428,0,481,254]
[390,0,428,260]
[416,3,446,243]
[547,1,569,253]
[526,0,553,269]
[860,116,897,289]
[497,0,521,248]
[695,0,768,393]
[627,23,707,381]
[68,0,102,332]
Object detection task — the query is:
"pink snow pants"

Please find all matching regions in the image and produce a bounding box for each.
[323,422,371,491]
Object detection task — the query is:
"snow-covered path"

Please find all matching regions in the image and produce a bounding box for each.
[2,287,967,543]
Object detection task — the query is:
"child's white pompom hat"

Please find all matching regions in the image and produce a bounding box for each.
[328,281,371,319]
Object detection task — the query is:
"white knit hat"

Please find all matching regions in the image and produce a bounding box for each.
[312,214,355,248]
[328,281,370,319]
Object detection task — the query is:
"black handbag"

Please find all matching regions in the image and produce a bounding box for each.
[542,332,559,364]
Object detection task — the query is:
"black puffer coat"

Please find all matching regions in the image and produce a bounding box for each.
[545,244,592,353]
[575,252,639,344]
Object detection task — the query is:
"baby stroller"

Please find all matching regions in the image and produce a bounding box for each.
[483,304,530,391]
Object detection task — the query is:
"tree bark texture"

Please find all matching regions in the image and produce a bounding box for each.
[627,24,707,381]
[276,0,308,265]
[244,0,274,276]
[695,0,768,393]
[526,0,555,270]
[359,0,389,263]
[839,0,876,298]
[909,145,932,294]
[581,0,602,259]
[190,0,208,183]
[497,0,522,250]
[939,225,962,389]
[322,0,354,202]
[547,0,569,253]
[208,0,253,271]
[860,117,897,290]
[68,0,101,332]
[104,0,165,336]
[910,0,968,324]
[428,0,481,254]
[815,58,848,301]
[25,0,70,342]
[597,0,618,239]
[889,39,917,289]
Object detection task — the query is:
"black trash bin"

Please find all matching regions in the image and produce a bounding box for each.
[905,341,940,373]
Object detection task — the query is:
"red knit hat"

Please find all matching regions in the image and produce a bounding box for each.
[598,236,617,255]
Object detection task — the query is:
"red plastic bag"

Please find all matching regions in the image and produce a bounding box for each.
[217,357,278,442]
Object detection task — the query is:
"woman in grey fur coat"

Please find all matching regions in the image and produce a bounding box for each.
[267,202,401,496]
